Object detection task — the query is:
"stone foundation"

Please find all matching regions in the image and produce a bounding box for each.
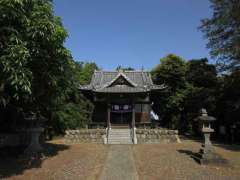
[64,129,106,144]
[65,128,180,144]
[136,129,180,143]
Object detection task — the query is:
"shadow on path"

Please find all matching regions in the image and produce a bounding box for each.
[177,149,201,164]
[181,135,240,152]
[0,142,69,179]
[214,144,240,152]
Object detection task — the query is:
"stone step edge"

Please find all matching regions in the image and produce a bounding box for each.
[108,139,132,141]
[109,132,131,133]
[108,143,133,144]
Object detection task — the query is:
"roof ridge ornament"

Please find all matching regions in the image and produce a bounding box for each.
[118,69,124,73]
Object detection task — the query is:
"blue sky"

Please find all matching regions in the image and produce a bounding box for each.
[54,0,212,70]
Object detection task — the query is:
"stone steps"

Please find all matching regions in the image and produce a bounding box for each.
[108,138,131,141]
[108,133,131,136]
[108,141,133,144]
[111,125,130,129]
[107,129,133,144]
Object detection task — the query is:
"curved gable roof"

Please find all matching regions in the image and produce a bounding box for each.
[80,70,165,93]
[91,70,153,87]
[102,72,138,88]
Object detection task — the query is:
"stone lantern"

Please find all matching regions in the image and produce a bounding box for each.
[196,109,227,165]
[24,112,44,155]
[198,109,215,149]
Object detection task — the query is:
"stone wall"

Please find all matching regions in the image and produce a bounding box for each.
[136,129,180,143]
[64,129,106,144]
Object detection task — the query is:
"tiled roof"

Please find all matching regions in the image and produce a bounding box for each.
[80,70,165,93]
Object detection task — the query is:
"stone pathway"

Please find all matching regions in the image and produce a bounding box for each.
[100,145,139,180]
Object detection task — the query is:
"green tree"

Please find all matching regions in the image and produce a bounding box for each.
[79,62,99,85]
[116,66,135,71]
[186,58,218,88]
[183,59,218,133]
[0,0,71,109]
[152,54,186,91]
[200,0,240,71]
[151,54,187,129]
[0,0,94,134]
[151,56,219,133]
[185,58,218,113]
[216,70,240,128]
[48,60,94,134]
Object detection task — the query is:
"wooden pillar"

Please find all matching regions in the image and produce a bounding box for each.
[107,103,111,129]
[132,103,135,128]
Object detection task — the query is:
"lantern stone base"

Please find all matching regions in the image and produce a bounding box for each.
[24,127,44,155]
[196,145,228,166]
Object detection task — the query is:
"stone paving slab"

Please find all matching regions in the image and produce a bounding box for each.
[99,145,139,180]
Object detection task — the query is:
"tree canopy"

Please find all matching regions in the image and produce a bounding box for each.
[151,55,218,133]
[0,0,94,134]
[0,0,70,108]
[152,54,186,91]
[78,62,99,85]
[200,0,240,71]
[151,54,187,129]
[116,66,135,71]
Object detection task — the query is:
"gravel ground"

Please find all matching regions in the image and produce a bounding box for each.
[0,139,240,180]
[133,141,240,180]
[0,141,108,180]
